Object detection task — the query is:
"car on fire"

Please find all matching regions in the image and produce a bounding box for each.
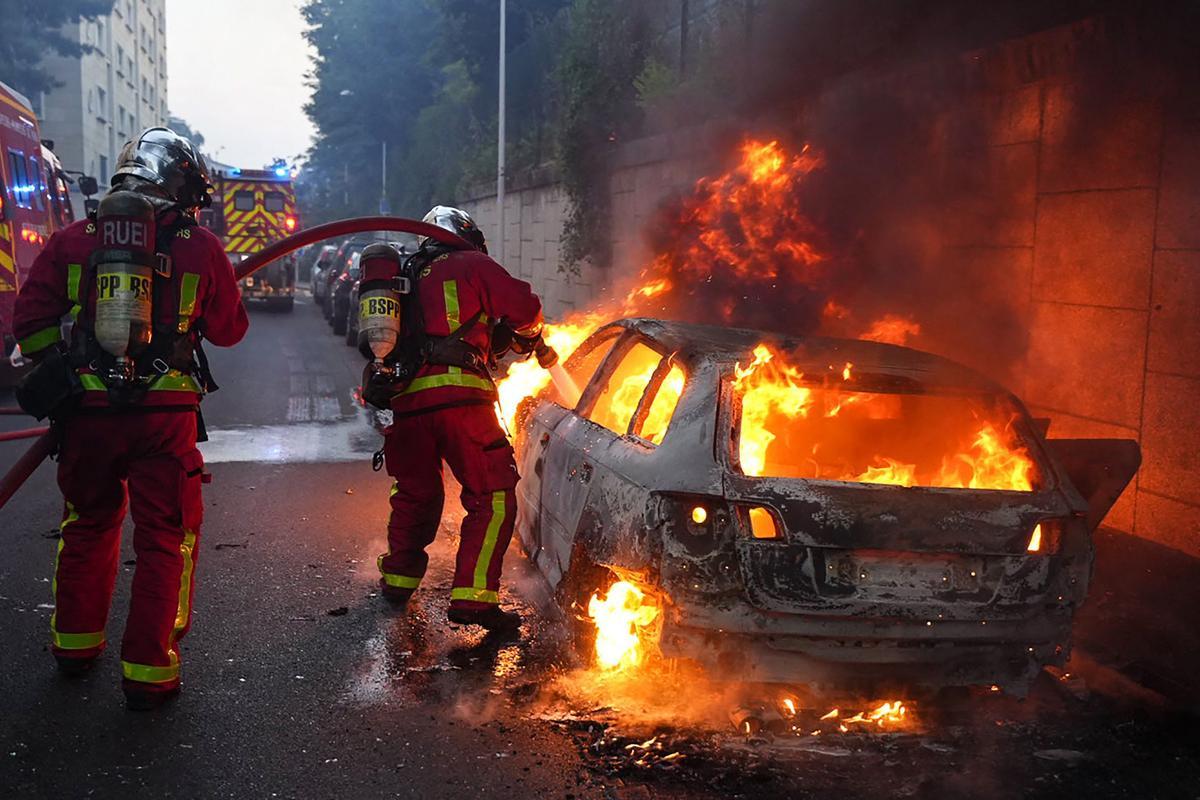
[512,318,1140,692]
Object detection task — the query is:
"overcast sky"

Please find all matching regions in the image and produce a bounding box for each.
[165,0,316,169]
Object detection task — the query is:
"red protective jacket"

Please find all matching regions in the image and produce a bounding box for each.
[13,214,248,407]
[392,249,542,416]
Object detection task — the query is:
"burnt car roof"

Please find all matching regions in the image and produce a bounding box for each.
[605,317,1007,396]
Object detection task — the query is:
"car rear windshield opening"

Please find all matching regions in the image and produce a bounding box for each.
[732,357,1040,492]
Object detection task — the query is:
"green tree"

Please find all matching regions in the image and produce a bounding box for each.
[298,0,570,223]
[557,0,650,270]
[0,0,115,97]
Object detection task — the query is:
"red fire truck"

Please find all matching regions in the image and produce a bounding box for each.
[200,165,300,311]
[0,79,78,381]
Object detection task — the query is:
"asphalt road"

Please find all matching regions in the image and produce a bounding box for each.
[0,294,599,800]
[2,291,1198,800]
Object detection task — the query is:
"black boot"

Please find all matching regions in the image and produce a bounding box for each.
[123,681,180,712]
[379,581,414,607]
[447,605,522,633]
[54,654,97,677]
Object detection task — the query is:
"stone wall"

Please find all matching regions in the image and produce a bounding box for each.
[458,19,1200,557]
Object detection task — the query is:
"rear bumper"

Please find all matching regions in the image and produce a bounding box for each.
[658,600,1071,691]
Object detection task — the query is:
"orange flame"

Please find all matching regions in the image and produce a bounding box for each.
[733,344,1037,491]
[588,581,660,671]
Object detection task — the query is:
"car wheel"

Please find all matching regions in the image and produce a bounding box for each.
[556,541,613,666]
[332,308,347,336]
[344,316,357,346]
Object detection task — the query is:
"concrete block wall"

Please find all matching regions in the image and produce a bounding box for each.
[460,180,594,316]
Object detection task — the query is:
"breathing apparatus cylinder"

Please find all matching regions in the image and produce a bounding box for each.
[91,191,157,375]
[357,243,405,362]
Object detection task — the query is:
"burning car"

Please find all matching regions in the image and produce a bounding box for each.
[512,318,1139,692]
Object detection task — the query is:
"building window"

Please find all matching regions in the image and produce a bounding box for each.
[97,18,106,49]
[99,155,109,184]
[96,87,107,120]
[116,45,125,76]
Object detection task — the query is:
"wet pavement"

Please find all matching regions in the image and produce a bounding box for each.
[1,292,1198,799]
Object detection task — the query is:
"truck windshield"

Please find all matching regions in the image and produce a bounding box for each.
[731,347,1040,492]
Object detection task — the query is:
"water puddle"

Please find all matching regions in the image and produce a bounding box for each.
[200,415,382,464]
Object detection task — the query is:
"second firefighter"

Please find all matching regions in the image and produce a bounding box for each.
[361,206,550,632]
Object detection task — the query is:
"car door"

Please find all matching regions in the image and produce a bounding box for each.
[537,334,683,586]
[517,329,622,584]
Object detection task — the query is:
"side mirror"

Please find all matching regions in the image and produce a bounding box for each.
[78,175,99,197]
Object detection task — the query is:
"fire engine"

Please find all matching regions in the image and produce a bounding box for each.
[201,163,300,311]
[0,79,79,382]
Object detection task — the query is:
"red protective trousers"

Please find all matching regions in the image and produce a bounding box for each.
[380,403,519,610]
[51,410,204,693]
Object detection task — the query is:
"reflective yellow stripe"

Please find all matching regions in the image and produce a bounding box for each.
[443,280,459,332]
[19,325,62,355]
[389,482,399,498]
[79,372,201,393]
[53,630,105,650]
[472,491,507,591]
[50,502,79,645]
[174,528,197,636]
[122,655,179,684]
[66,263,82,318]
[379,571,422,589]
[450,587,499,604]
[400,372,494,395]
[178,273,200,332]
[149,373,202,392]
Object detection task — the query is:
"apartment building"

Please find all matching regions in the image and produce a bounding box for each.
[35,0,169,216]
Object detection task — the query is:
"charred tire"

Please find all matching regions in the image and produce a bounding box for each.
[556,541,612,664]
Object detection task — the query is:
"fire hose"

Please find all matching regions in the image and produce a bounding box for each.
[0,216,475,513]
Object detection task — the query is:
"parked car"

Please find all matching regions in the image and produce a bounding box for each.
[512,318,1140,693]
[308,244,338,305]
[323,238,368,323]
[328,249,363,335]
[344,236,418,346]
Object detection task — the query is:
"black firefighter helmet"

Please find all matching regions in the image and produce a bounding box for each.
[111,127,214,210]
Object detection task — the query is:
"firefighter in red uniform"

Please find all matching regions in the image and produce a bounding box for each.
[366,206,549,632]
[13,128,248,710]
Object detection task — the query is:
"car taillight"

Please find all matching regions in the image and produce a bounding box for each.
[1027,519,1065,554]
[748,507,781,539]
[738,505,782,540]
[285,216,297,231]
[682,499,728,537]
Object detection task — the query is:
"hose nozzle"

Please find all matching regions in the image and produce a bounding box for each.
[534,339,558,369]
